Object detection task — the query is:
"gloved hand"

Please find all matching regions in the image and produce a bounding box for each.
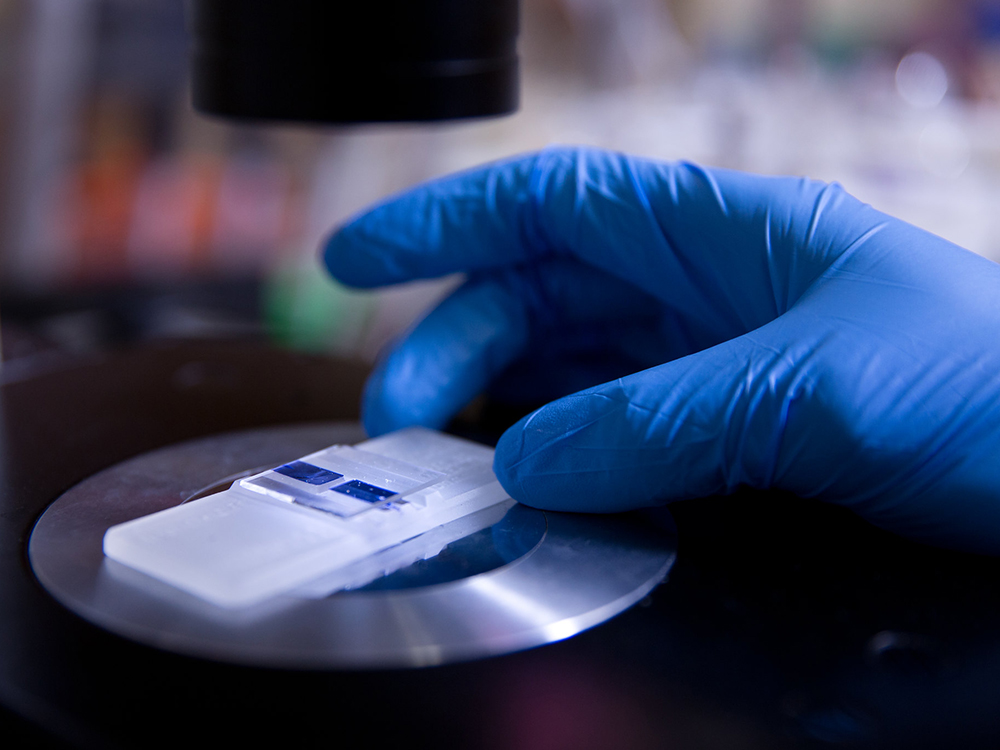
[324,147,1000,554]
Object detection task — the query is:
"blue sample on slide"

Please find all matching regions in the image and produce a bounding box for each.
[332,480,396,504]
[275,461,343,485]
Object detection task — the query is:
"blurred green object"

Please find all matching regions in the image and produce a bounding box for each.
[265,261,375,355]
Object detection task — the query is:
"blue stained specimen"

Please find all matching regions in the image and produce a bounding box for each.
[274,461,343,485]
[332,480,396,504]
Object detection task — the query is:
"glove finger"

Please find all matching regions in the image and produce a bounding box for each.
[492,306,1000,556]
[362,259,665,435]
[325,146,890,342]
[492,320,822,512]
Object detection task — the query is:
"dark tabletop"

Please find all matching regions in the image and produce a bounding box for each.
[2,339,999,750]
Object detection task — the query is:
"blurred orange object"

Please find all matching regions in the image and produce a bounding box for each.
[127,152,224,278]
[66,95,148,283]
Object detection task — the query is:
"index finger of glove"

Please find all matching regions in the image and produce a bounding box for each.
[324,146,888,336]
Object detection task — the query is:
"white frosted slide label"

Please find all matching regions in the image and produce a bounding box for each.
[102,427,513,608]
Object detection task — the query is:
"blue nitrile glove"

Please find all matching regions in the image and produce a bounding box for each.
[324,147,1000,554]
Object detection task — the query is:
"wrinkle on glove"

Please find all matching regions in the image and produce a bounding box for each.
[325,146,1000,555]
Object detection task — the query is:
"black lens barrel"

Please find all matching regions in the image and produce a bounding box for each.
[187,0,520,123]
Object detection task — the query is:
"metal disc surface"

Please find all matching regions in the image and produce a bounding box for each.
[28,423,676,669]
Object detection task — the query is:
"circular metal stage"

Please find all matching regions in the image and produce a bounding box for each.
[28,423,677,669]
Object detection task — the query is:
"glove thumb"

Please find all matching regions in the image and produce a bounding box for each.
[493,330,805,513]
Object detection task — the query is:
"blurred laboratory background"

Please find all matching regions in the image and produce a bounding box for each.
[3,0,1000,376]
